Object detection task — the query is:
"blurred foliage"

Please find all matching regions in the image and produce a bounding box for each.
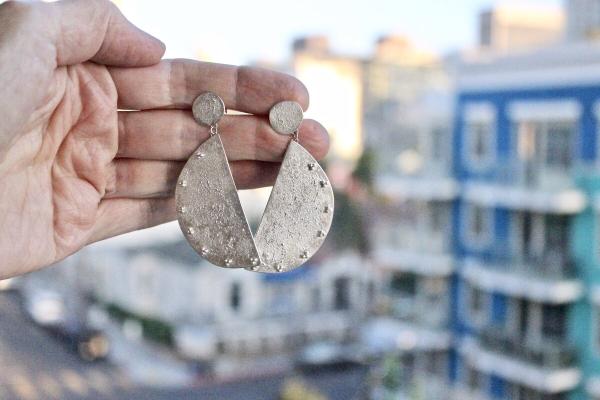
[352,147,376,190]
[105,302,174,347]
[328,149,377,254]
[381,355,401,391]
[330,190,369,254]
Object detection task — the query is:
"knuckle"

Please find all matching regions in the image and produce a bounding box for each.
[294,77,310,108]
[304,119,330,160]
[283,75,310,109]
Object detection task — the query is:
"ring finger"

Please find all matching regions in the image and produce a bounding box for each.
[117,110,329,162]
[103,159,282,199]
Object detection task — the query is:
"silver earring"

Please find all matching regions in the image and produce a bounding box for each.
[176,94,334,274]
[176,92,260,269]
[252,101,334,273]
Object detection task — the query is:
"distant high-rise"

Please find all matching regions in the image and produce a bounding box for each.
[479,5,564,52]
[567,0,600,41]
[292,36,364,165]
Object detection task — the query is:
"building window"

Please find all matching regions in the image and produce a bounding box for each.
[545,122,574,169]
[423,277,446,303]
[541,304,567,341]
[430,203,446,234]
[390,272,417,297]
[468,121,493,164]
[229,282,242,312]
[464,204,493,247]
[463,102,496,170]
[461,362,487,393]
[463,284,488,327]
[513,119,576,183]
[333,277,351,311]
[425,351,447,378]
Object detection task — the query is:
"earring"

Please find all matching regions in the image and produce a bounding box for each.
[175,92,260,269]
[176,94,334,274]
[252,101,334,273]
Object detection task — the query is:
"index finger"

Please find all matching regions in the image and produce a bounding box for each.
[109,59,309,114]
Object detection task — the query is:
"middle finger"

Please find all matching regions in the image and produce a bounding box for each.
[117,110,329,162]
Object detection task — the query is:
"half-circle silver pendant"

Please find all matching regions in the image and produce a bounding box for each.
[175,95,334,273]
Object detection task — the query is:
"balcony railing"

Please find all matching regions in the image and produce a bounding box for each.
[479,327,577,369]
[386,294,448,328]
[493,161,573,191]
[481,248,577,281]
[375,229,450,256]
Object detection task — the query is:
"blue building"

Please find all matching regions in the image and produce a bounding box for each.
[453,42,600,400]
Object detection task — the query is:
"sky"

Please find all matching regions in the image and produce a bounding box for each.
[118,0,563,66]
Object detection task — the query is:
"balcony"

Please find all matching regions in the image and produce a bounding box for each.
[361,317,451,353]
[373,224,454,276]
[484,249,577,279]
[460,333,581,394]
[479,327,576,370]
[374,247,454,277]
[387,294,448,329]
[463,162,586,214]
[462,253,583,303]
[376,174,458,202]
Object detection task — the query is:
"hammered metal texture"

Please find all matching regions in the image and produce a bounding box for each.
[254,141,334,273]
[269,101,304,135]
[192,92,225,127]
[175,135,259,268]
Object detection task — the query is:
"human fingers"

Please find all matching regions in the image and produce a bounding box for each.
[117,111,329,162]
[88,196,175,244]
[103,159,282,199]
[109,60,309,113]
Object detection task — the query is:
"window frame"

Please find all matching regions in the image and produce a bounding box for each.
[460,282,489,328]
[462,203,494,250]
[462,102,497,171]
[459,359,489,395]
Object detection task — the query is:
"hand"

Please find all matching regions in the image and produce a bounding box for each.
[0,0,329,279]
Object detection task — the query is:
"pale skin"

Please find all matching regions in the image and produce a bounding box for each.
[0,0,329,279]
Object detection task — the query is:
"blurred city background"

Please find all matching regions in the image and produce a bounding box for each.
[4,0,600,399]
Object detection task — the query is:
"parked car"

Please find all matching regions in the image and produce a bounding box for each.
[24,289,66,326]
[47,325,110,362]
[23,289,109,361]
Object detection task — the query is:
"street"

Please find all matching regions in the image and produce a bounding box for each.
[0,292,369,400]
[0,292,131,400]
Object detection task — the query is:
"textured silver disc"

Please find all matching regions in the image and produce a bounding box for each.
[254,141,334,273]
[176,135,260,268]
[192,92,225,126]
[269,101,304,135]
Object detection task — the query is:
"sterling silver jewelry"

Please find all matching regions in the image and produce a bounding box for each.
[253,101,334,273]
[176,94,334,273]
[176,92,259,269]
